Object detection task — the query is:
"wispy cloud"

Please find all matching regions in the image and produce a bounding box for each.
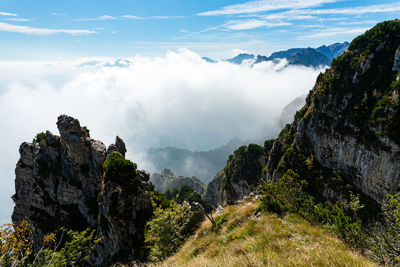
[305,2,400,15]
[337,20,377,26]
[176,23,232,39]
[0,22,95,35]
[121,15,144,20]
[0,12,17,17]
[227,19,291,30]
[150,16,185,19]
[198,0,339,16]
[50,12,67,17]
[74,15,116,21]
[177,18,291,39]
[303,27,368,38]
[75,14,183,21]
[239,2,400,21]
[5,18,32,22]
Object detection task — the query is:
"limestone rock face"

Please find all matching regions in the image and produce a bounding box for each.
[263,21,400,203]
[204,171,225,206]
[12,115,153,266]
[96,159,153,265]
[205,144,266,205]
[392,49,400,71]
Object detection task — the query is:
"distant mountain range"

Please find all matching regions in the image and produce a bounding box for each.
[148,42,350,184]
[203,41,349,68]
[146,137,247,184]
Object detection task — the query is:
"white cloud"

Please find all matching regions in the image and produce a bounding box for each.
[5,18,32,22]
[76,14,183,21]
[150,16,185,19]
[121,15,143,19]
[0,22,96,35]
[226,19,291,30]
[0,50,323,223]
[303,27,369,38]
[338,20,377,26]
[198,0,339,16]
[0,12,17,16]
[74,15,116,21]
[231,48,251,56]
[50,12,67,16]
[304,2,400,15]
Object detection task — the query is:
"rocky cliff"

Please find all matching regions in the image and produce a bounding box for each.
[205,144,266,205]
[208,20,400,207]
[12,115,153,266]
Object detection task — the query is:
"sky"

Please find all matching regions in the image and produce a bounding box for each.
[0,0,399,223]
[0,0,399,59]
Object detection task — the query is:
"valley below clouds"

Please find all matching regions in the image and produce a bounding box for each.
[0,49,324,223]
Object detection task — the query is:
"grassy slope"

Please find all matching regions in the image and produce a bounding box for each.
[152,200,376,267]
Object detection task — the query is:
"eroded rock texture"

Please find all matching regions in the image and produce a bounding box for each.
[12,115,152,266]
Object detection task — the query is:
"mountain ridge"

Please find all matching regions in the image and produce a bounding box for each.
[206,20,400,208]
[203,41,349,67]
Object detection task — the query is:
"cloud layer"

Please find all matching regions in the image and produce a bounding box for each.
[0,49,324,223]
[0,22,95,35]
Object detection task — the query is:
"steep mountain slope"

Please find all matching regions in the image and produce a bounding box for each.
[151,200,376,267]
[207,20,400,207]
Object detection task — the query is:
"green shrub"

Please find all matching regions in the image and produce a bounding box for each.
[165,185,213,213]
[313,201,364,246]
[103,152,137,184]
[145,201,194,261]
[260,170,365,247]
[81,126,90,137]
[212,213,229,232]
[38,228,98,266]
[32,132,46,146]
[152,191,170,209]
[367,191,400,264]
[260,169,314,216]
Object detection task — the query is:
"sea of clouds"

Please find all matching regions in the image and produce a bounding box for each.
[0,49,325,223]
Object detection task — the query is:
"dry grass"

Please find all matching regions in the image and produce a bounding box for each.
[142,200,377,267]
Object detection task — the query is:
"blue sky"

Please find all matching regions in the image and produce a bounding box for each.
[0,0,399,59]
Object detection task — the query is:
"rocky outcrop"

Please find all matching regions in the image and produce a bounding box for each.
[150,168,206,194]
[12,115,153,266]
[204,171,225,206]
[205,144,266,205]
[96,154,153,264]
